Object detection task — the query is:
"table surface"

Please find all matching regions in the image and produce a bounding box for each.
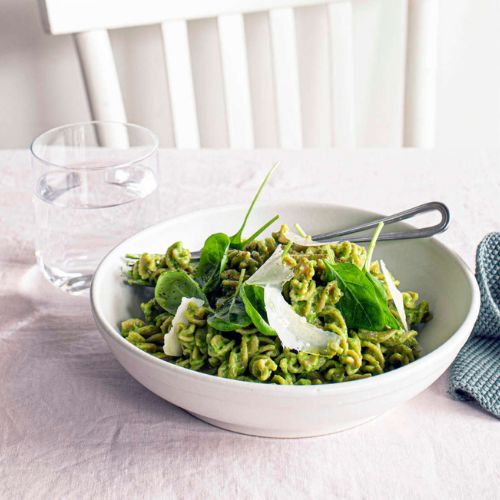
[2,149,500,499]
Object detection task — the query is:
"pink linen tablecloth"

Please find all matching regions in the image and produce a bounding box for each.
[1,149,500,499]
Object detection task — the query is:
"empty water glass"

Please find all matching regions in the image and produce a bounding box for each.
[31,121,160,295]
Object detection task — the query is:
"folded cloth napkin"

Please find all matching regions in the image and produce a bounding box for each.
[448,233,500,417]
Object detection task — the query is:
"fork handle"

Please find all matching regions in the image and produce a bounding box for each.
[312,202,450,243]
[189,201,451,259]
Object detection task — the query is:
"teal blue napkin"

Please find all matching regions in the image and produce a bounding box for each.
[448,233,500,417]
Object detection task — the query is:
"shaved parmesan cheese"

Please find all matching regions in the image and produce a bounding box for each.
[283,231,331,247]
[264,286,341,355]
[380,260,408,332]
[246,246,294,288]
[164,297,205,356]
[247,246,340,355]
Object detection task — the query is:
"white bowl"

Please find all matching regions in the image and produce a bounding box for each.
[90,202,480,438]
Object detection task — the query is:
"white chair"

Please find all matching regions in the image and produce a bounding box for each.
[38,0,438,149]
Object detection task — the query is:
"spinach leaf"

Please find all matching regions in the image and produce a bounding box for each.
[195,233,230,293]
[324,261,385,331]
[359,220,400,329]
[155,271,207,314]
[207,296,252,331]
[230,162,280,250]
[365,272,401,330]
[235,214,280,250]
[240,283,276,336]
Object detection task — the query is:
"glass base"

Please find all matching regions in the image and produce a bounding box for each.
[37,255,93,295]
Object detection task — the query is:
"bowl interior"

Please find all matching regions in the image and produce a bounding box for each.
[93,202,476,361]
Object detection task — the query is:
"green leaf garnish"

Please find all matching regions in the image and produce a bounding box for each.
[362,221,400,329]
[230,161,279,250]
[241,214,280,248]
[195,233,230,293]
[281,241,293,262]
[364,221,384,273]
[294,223,307,238]
[324,261,386,331]
[323,221,400,330]
[365,272,401,329]
[240,283,276,336]
[208,269,252,331]
[155,271,207,314]
[207,295,253,331]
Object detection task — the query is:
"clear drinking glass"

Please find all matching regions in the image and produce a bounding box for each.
[31,121,160,295]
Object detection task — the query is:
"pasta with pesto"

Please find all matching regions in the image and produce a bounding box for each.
[121,224,432,385]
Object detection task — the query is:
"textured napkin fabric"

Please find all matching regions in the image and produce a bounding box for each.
[448,233,500,417]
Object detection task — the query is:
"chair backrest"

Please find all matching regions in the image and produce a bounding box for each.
[38,0,438,149]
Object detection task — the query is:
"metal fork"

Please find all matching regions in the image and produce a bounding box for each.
[189,201,450,260]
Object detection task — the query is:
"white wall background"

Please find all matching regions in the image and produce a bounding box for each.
[1,0,498,148]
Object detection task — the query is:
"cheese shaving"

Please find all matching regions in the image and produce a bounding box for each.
[164,297,205,356]
[380,260,408,332]
[283,231,331,247]
[264,286,341,355]
[246,246,294,288]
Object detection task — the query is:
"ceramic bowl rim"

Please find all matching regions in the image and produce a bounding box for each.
[90,201,481,396]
